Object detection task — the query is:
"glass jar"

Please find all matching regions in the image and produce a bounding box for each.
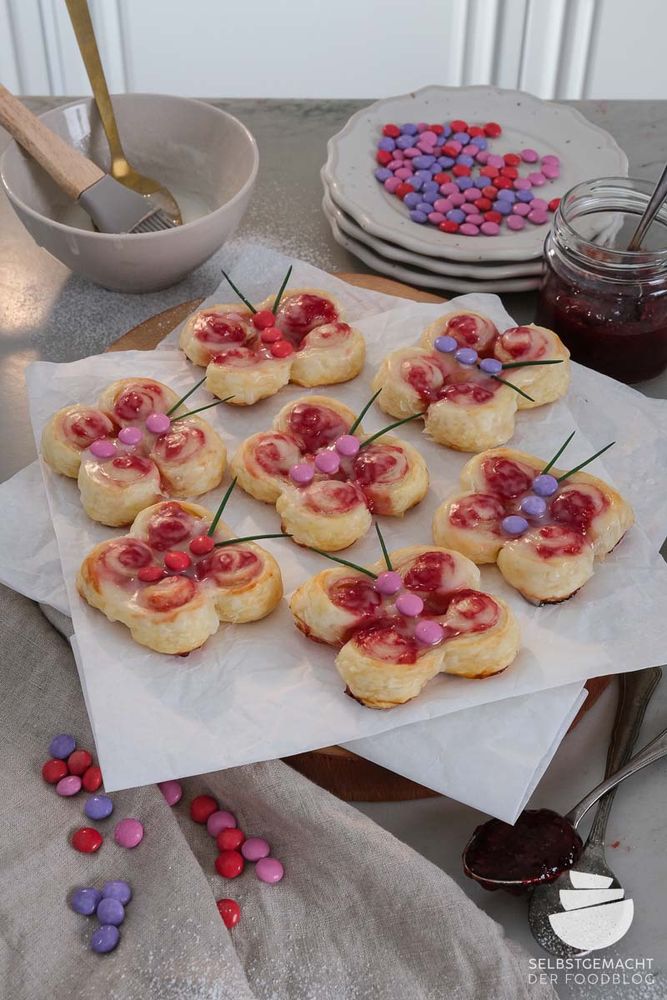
[536,177,667,383]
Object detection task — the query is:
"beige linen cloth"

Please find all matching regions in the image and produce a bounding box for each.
[0,585,555,1000]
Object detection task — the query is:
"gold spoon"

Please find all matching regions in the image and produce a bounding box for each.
[65,0,182,226]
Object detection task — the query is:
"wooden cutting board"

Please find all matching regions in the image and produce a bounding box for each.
[108,271,612,801]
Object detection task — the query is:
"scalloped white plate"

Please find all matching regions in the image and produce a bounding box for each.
[324,85,628,263]
[322,183,544,280]
[328,213,541,293]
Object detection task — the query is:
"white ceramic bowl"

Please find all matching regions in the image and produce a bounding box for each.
[1,94,258,292]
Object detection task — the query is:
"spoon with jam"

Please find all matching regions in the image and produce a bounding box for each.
[463,714,667,894]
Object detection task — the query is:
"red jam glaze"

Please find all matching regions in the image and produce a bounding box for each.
[481,456,535,499]
[151,424,206,464]
[327,576,383,619]
[97,539,153,587]
[532,524,587,560]
[63,408,116,448]
[252,433,302,479]
[442,382,495,405]
[286,402,350,454]
[352,444,407,488]
[275,293,338,343]
[146,502,196,551]
[304,480,366,516]
[550,485,608,532]
[354,623,420,664]
[498,325,547,360]
[444,313,499,351]
[194,311,251,347]
[402,352,501,407]
[103,454,154,481]
[449,493,506,533]
[138,575,196,612]
[194,546,261,587]
[113,382,169,424]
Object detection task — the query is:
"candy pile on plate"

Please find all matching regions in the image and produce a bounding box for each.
[69,880,133,954]
[374,119,561,236]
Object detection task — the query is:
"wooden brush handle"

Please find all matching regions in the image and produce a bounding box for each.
[0,84,104,200]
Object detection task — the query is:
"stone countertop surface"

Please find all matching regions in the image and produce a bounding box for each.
[1,98,666,999]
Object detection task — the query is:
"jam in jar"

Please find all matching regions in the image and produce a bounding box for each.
[536,177,667,383]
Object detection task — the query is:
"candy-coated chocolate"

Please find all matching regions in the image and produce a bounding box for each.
[189,534,215,556]
[97,898,125,926]
[434,335,457,354]
[548,197,561,212]
[215,850,245,878]
[484,122,502,137]
[501,515,529,536]
[459,223,480,236]
[374,571,403,596]
[395,592,424,617]
[56,775,82,797]
[190,795,218,824]
[158,780,183,806]
[82,765,103,793]
[118,426,143,446]
[164,550,192,572]
[532,474,559,497]
[260,327,282,344]
[314,450,341,474]
[217,898,241,928]
[102,880,132,905]
[521,495,548,517]
[145,412,171,435]
[335,435,360,457]
[69,886,102,916]
[289,462,315,485]
[114,818,144,849]
[414,620,445,646]
[479,358,503,374]
[137,565,165,583]
[42,759,68,784]
[85,794,114,821]
[49,733,76,759]
[455,347,478,365]
[72,827,103,853]
[255,858,284,884]
[241,837,271,861]
[252,310,276,330]
[521,148,538,162]
[90,925,120,954]
[271,340,294,358]
[207,809,238,837]
[90,439,117,460]
[506,216,525,231]
[67,749,93,776]
[216,827,246,852]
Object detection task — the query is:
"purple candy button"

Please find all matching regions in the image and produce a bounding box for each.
[70,887,102,916]
[84,794,114,821]
[49,733,76,759]
[455,347,478,365]
[102,880,132,905]
[479,357,503,374]
[90,925,120,954]
[434,335,457,354]
[96,898,125,926]
[502,515,529,536]
[521,495,548,517]
[532,474,559,497]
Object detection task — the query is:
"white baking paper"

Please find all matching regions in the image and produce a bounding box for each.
[20,268,667,796]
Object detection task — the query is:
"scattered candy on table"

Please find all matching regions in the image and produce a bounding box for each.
[374,118,561,236]
[84,794,114,821]
[114,818,144,849]
[158,780,183,806]
[241,837,270,861]
[255,858,285,884]
[217,898,241,929]
[190,795,219,824]
[71,827,103,854]
[207,809,237,837]
[69,879,134,954]
[42,734,103,797]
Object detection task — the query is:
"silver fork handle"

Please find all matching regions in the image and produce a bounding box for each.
[567,724,667,828]
[628,162,667,250]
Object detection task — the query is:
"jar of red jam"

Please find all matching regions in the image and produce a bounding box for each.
[536,177,667,383]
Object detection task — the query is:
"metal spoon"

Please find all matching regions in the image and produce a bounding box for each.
[64,0,182,226]
[529,667,662,955]
[627,164,667,250]
[463,690,667,893]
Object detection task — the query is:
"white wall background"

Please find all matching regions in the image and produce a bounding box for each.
[2,0,666,100]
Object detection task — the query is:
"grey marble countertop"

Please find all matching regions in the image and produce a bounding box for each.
[1,98,666,999]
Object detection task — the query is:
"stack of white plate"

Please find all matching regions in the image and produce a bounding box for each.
[322,86,628,294]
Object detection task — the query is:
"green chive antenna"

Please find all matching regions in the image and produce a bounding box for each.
[501,359,564,370]
[166,375,208,416]
[491,375,535,402]
[215,533,290,548]
[220,269,256,314]
[541,430,576,475]
[375,522,393,571]
[360,412,425,449]
[172,396,234,421]
[556,442,615,483]
[348,388,382,435]
[271,265,293,314]
[207,477,238,537]
[307,547,378,580]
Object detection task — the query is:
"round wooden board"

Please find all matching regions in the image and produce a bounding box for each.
[108,270,613,801]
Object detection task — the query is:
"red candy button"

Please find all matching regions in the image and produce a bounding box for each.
[548,197,561,212]
[82,765,103,793]
[376,150,392,166]
[164,551,192,572]
[484,211,503,224]
[500,166,518,179]
[475,197,492,211]
[215,850,245,879]
[480,166,499,179]
[216,828,245,852]
[190,795,218,824]
[484,122,502,137]
[482,185,498,199]
[468,126,484,137]
[429,124,444,135]
[495,176,512,189]
[503,153,520,166]
[190,534,215,555]
[433,172,451,184]
[442,142,460,157]
[450,119,468,132]
[217,898,241,929]
[382,123,400,138]
[452,164,471,177]
[42,759,68,784]
[252,310,276,330]
[270,341,294,358]
[138,565,165,583]
[71,827,103,853]
[260,327,282,344]
[395,182,414,199]
[439,220,459,233]
[67,749,93,776]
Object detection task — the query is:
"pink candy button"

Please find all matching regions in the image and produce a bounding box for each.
[521,148,538,162]
[459,223,480,236]
[114,818,144,849]
[528,210,548,225]
[289,463,315,485]
[255,858,284,884]
[480,221,500,236]
[335,435,360,457]
[90,439,117,460]
[241,837,271,861]
[506,215,525,231]
[207,809,237,837]
[415,620,445,645]
[384,177,401,194]
[158,780,182,806]
[56,775,82,797]
[374,571,403,596]
[118,426,142,446]
[513,203,531,217]
[315,450,341,474]
[528,172,546,187]
[395,592,424,617]
[145,412,171,434]
[541,163,560,179]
